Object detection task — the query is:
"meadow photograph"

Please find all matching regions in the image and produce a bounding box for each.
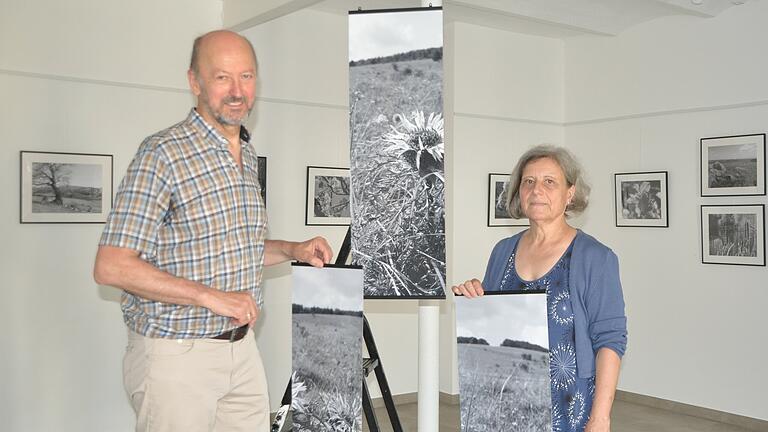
[20,151,113,223]
[614,171,668,227]
[306,166,351,225]
[701,205,765,266]
[455,292,551,432]
[291,264,364,432]
[701,134,765,196]
[349,8,446,298]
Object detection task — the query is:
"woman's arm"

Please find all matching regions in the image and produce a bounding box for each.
[585,346,622,431]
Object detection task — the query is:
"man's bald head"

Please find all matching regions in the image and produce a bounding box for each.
[189,30,257,76]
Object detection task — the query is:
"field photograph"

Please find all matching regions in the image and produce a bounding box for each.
[291,265,364,432]
[349,9,446,298]
[456,293,551,432]
[707,143,758,188]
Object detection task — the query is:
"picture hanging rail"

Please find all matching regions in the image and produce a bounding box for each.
[349,5,446,299]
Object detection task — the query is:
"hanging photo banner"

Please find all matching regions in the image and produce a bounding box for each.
[349,7,446,299]
[455,291,552,431]
[291,263,364,432]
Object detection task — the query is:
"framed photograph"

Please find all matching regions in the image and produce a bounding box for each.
[701,205,765,266]
[614,171,669,227]
[488,173,529,227]
[305,166,351,226]
[20,151,113,223]
[701,133,765,196]
[257,156,267,205]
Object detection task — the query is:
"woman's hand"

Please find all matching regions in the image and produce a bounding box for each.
[585,416,610,432]
[451,278,484,297]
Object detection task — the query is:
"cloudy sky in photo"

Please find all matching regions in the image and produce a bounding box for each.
[349,9,442,62]
[292,265,363,312]
[455,293,548,348]
[709,143,758,160]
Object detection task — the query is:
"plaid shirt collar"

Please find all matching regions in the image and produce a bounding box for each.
[186,108,251,149]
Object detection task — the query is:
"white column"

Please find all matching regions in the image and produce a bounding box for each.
[418,300,440,432]
[419,2,443,431]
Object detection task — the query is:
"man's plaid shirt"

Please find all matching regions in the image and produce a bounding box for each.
[100,109,267,338]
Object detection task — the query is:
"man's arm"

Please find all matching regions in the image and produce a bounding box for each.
[264,236,333,267]
[93,245,258,327]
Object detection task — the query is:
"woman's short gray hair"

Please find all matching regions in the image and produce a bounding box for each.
[506,144,591,219]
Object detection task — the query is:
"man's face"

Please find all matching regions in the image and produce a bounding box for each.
[189,34,257,130]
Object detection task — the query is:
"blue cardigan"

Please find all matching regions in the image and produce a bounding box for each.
[482,230,627,378]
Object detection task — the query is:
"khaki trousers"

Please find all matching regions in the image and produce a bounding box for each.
[124,329,270,432]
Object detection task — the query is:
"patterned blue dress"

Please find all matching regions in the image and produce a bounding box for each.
[498,240,595,432]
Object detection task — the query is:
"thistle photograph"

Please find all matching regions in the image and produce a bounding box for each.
[701,205,765,266]
[291,264,364,432]
[20,151,113,223]
[701,133,765,196]
[305,166,351,226]
[349,7,446,298]
[455,292,551,432]
[614,171,668,227]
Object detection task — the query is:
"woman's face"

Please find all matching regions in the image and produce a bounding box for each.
[519,157,575,223]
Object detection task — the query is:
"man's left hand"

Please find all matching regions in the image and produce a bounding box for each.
[292,236,333,267]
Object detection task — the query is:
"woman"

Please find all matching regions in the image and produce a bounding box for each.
[452,145,627,432]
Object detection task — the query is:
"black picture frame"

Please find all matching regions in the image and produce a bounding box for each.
[701,204,765,266]
[305,166,351,226]
[487,173,529,227]
[20,151,113,224]
[700,133,766,197]
[614,171,669,227]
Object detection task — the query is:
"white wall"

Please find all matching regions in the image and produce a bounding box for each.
[446,22,565,394]
[0,1,222,431]
[564,2,768,421]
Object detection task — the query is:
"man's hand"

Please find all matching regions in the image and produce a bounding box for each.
[202,289,259,327]
[290,236,333,267]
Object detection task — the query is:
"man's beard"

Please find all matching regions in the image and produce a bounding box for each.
[212,95,252,126]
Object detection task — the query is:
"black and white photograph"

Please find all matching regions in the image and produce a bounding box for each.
[20,151,113,223]
[257,156,267,205]
[349,7,446,298]
[455,291,552,432]
[701,134,765,196]
[305,166,351,226]
[614,171,669,227]
[291,263,364,432]
[701,205,765,266]
[488,173,529,227]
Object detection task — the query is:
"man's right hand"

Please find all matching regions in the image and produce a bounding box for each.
[451,278,485,298]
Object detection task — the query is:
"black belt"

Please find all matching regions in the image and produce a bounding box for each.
[211,324,249,342]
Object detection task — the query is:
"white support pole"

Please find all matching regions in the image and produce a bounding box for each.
[419,2,443,431]
[418,300,440,432]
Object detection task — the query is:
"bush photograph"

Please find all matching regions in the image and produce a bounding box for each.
[349,9,446,297]
[456,293,552,431]
[701,205,765,266]
[291,265,364,432]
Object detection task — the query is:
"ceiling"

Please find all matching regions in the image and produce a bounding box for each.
[224,0,753,37]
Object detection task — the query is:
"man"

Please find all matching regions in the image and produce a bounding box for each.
[93,30,332,431]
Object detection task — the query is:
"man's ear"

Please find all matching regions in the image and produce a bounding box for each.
[188,69,201,97]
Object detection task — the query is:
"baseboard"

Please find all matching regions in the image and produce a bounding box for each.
[616,390,768,432]
[368,391,458,408]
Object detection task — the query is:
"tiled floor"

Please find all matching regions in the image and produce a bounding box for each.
[362,399,759,432]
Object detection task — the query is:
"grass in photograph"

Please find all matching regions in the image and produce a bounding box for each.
[292,313,363,432]
[32,186,102,213]
[350,55,446,297]
[458,343,551,432]
[708,159,758,188]
[708,213,758,257]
